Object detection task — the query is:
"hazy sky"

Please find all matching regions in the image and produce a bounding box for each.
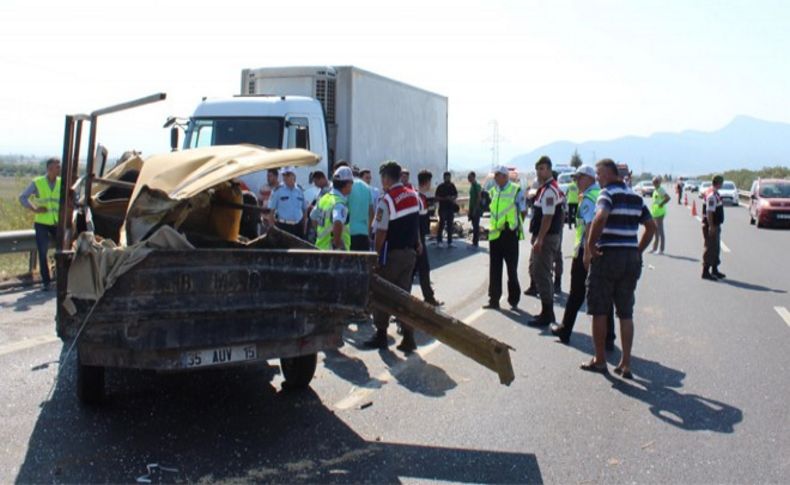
[1,0,788,168]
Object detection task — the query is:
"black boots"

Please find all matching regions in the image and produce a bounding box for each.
[711,267,726,279]
[363,329,388,349]
[396,329,417,354]
[523,284,538,297]
[702,265,718,281]
[528,301,556,327]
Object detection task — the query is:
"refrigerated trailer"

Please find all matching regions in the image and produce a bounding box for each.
[188,65,445,187]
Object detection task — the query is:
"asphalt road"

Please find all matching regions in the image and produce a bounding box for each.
[1,200,788,484]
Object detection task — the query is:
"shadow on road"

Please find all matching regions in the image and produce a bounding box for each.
[717,278,787,294]
[425,240,488,272]
[563,333,742,433]
[16,345,541,484]
[659,253,700,263]
[0,287,55,312]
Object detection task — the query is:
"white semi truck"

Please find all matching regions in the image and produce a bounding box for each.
[182,66,448,194]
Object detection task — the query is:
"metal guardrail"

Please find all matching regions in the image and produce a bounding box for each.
[0,229,44,276]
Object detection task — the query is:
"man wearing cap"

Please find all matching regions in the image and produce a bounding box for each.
[527,156,565,326]
[483,165,527,310]
[701,175,726,280]
[311,167,353,251]
[364,161,423,353]
[268,166,307,239]
[551,166,616,347]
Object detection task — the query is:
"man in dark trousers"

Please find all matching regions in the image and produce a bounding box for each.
[414,170,443,306]
[527,156,565,327]
[550,165,616,349]
[434,171,458,247]
[701,175,727,280]
[364,161,423,354]
[483,165,526,310]
[18,157,61,291]
[467,171,482,248]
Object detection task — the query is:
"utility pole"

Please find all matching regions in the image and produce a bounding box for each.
[487,120,500,170]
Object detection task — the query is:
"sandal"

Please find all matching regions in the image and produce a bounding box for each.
[614,367,633,379]
[580,360,608,375]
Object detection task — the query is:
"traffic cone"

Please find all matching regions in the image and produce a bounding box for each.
[691,199,697,217]
[684,193,688,206]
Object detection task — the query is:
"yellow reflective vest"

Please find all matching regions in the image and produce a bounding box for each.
[488,182,523,241]
[316,192,350,250]
[33,176,61,226]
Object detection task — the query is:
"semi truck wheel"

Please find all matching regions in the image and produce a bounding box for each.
[280,353,317,390]
[77,360,105,405]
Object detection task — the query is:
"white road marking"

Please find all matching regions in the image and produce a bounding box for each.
[0,334,59,357]
[774,306,790,328]
[721,241,731,253]
[333,308,486,410]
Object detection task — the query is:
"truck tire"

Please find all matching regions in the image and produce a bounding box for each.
[280,353,317,390]
[77,361,105,405]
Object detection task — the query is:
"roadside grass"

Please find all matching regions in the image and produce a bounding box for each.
[0,176,35,280]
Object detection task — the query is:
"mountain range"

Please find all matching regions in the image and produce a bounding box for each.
[508,116,790,175]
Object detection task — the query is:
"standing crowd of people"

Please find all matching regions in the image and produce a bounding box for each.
[20,154,729,374]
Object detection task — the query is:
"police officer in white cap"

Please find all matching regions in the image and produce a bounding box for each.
[311,167,353,250]
[269,166,307,239]
[484,165,527,309]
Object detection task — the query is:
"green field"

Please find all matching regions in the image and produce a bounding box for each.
[0,176,35,279]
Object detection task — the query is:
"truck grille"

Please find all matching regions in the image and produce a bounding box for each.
[315,78,336,123]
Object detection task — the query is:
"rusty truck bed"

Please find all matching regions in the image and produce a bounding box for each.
[60,248,376,370]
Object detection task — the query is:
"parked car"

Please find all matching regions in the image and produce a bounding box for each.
[749,179,790,228]
[719,181,739,206]
[634,180,655,197]
[684,179,700,192]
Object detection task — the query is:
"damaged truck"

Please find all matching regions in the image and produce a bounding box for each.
[55,94,513,406]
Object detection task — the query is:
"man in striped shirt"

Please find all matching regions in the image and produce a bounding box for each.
[582,159,656,377]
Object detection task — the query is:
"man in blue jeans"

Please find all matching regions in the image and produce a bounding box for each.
[18,158,61,291]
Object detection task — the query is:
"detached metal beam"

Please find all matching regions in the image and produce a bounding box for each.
[91,93,166,117]
[369,275,515,385]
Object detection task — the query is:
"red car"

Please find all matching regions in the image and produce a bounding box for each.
[749,179,790,228]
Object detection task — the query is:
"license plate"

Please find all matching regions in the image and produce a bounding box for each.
[182,344,257,368]
[777,214,790,219]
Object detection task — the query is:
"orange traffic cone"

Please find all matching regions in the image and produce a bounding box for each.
[691,199,697,217]
[684,193,688,206]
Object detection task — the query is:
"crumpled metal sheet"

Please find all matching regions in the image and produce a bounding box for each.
[123,144,319,244]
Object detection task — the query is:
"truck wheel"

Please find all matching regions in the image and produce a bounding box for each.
[280,353,317,390]
[77,362,105,405]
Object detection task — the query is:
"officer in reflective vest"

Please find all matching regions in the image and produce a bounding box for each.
[365,161,423,353]
[18,157,61,290]
[566,179,579,229]
[649,175,671,254]
[551,165,615,348]
[311,167,353,250]
[483,165,526,310]
[701,175,726,280]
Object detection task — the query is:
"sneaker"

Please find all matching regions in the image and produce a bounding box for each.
[648,249,656,254]
[523,286,539,297]
[482,302,500,310]
[701,272,718,281]
[424,297,444,307]
[658,250,664,255]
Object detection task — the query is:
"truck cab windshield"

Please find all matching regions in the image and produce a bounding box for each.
[185,117,284,149]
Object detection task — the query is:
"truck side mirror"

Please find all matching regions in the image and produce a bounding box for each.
[170,126,179,152]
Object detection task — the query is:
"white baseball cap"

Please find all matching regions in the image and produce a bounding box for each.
[494,165,509,176]
[280,166,296,175]
[573,165,596,179]
[333,166,354,182]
